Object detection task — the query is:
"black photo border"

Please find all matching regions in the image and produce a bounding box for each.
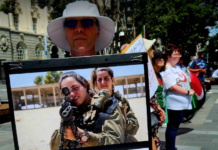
[4,52,152,150]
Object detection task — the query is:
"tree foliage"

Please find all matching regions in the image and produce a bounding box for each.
[205,34,218,67]
[135,0,218,56]
[37,0,49,9]
[0,0,16,14]
[44,71,63,84]
[34,75,43,85]
[34,71,63,85]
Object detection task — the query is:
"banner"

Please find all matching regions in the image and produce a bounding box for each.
[121,34,158,99]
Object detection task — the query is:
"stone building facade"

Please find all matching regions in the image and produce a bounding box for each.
[0,0,66,82]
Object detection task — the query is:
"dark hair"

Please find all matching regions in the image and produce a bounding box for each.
[91,67,114,95]
[59,71,93,97]
[152,56,166,72]
[165,44,182,56]
[95,18,99,27]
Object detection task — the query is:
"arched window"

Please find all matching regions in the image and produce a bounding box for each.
[51,46,59,58]
[35,44,44,59]
[17,42,27,60]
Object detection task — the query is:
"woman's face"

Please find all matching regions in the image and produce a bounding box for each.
[154,55,165,68]
[60,77,87,106]
[168,50,181,66]
[96,71,114,95]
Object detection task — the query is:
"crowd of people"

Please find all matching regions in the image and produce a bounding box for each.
[46,1,212,150]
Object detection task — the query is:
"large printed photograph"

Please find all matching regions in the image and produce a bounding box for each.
[9,64,149,150]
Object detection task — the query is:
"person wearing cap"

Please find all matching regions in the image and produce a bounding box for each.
[150,50,167,150]
[189,49,207,83]
[161,44,195,150]
[47,1,114,56]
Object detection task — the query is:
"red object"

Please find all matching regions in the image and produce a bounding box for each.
[189,71,204,100]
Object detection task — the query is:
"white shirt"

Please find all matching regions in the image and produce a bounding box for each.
[212,69,218,77]
[176,64,187,74]
[161,65,192,110]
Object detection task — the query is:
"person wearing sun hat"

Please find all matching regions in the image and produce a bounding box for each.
[47,1,115,56]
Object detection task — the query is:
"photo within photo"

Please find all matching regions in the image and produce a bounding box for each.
[9,64,149,150]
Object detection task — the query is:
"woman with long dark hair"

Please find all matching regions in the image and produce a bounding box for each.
[50,71,126,149]
[90,67,139,143]
[150,50,167,150]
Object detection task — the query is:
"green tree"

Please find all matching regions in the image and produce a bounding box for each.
[0,0,16,14]
[136,0,218,56]
[34,76,43,85]
[44,71,63,84]
[205,34,218,67]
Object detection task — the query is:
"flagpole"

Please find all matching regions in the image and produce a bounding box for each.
[44,7,47,59]
[44,32,47,59]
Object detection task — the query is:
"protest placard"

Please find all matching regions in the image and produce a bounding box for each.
[121,34,158,99]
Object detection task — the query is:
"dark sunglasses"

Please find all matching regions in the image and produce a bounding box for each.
[64,19,94,28]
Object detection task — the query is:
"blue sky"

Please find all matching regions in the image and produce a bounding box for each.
[9,64,145,98]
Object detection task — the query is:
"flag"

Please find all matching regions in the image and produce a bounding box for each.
[142,25,146,39]
[44,33,47,59]
[186,69,206,111]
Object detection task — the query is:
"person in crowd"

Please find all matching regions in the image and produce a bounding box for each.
[161,44,195,150]
[189,49,207,83]
[47,1,115,57]
[151,50,167,150]
[47,2,140,149]
[176,56,186,73]
[50,71,126,149]
[90,67,139,143]
[144,39,166,150]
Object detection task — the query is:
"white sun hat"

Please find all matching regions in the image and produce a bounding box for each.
[142,38,156,52]
[47,1,115,52]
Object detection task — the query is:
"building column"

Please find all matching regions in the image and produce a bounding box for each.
[135,83,138,98]
[23,89,27,109]
[38,87,42,106]
[125,78,129,98]
[53,86,57,106]
[122,84,125,96]
[140,76,143,97]
[19,0,34,33]
[8,13,15,30]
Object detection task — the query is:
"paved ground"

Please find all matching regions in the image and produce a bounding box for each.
[159,85,218,150]
[1,85,218,150]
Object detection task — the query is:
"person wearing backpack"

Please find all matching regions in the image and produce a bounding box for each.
[189,49,207,83]
[90,67,139,143]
